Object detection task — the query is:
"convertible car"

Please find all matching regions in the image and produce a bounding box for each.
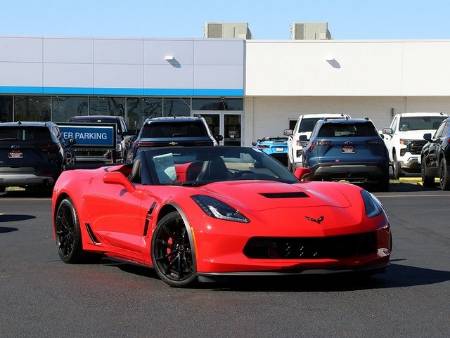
[52,146,392,287]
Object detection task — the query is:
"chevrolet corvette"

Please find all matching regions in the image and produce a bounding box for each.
[52,146,392,287]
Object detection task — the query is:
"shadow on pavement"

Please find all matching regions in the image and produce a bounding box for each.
[387,182,439,193]
[0,190,52,198]
[0,214,36,222]
[0,226,18,233]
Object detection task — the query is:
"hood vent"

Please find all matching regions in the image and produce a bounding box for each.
[260,192,308,198]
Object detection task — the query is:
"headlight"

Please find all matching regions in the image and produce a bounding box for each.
[192,195,249,223]
[399,139,411,146]
[361,190,384,218]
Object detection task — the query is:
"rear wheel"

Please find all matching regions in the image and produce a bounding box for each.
[439,157,450,191]
[55,198,85,263]
[152,211,196,287]
[421,159,434,187]
[392,152,401,180]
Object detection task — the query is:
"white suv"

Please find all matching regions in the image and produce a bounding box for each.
[285,113,350,171]
[382,112,448,178]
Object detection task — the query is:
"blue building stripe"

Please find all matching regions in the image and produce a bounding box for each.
[0,86,243,97]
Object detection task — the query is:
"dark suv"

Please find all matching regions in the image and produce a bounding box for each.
[69,115,131,164]
[421,117,450,190]
[0,122,66,193]
[129,117,217,161]
[302,118,390,190]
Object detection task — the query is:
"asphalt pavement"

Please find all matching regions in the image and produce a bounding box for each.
[0,185,449,338]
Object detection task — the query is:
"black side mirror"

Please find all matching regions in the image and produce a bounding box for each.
[423,133,433,142]
[299,135,308,142]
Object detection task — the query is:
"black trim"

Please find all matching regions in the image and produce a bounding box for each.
[260,192,308,198]
[85,223,101,244]
[143,202,156,236]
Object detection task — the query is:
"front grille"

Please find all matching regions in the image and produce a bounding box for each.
[407,140,427,155]
[244,232,377,259]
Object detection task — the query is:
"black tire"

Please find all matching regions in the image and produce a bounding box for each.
[439,157,450,191]
[151,211,197,287]
[55,198,85,263]
[392,152,401,180]
[421,158,435,188]
[377,175,390,192]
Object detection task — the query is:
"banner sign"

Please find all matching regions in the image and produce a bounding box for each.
[58,123,116,148]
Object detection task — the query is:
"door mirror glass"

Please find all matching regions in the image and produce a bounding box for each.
[382,128,393,135]
[103,172,135,192]
[284,129,293,137]
[423,133,433,142]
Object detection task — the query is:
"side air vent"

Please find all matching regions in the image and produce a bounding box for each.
[85,223,101,244]
[260,192,308,198]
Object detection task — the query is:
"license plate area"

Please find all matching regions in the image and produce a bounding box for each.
[8,151,23,159]
[341,145,355,154]
[275,147,284,152]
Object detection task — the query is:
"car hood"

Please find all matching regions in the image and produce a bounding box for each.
[200,180,352,212]
[397,130,435,140]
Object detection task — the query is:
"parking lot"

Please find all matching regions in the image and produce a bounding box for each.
[0,183,449,338]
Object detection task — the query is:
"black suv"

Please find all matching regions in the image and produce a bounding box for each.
[0,122,66,193]
[69,115,132,164]
[128,117,217,161]
[421,117,450,190]
[302,118,390,191]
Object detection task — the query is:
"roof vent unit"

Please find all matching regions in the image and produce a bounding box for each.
[291,22,331,40]
[204,22,252,39]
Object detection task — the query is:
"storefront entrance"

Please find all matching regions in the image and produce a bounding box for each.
[193,112,242,146]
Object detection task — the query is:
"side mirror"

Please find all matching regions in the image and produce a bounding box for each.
[283,129,293,137]
[299,135,308,142]
[294,167,311,181]
[382,128,393,135]
[103,172,135,193]
[252,141,257,146]
[423,133,433,142]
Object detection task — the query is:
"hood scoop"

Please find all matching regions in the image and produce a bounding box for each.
[260,192,309,198]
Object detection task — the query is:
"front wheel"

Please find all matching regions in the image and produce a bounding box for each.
[439,157,450,191]
[151,211,197,287]
[392,153,401,180]
[421,159,434,187]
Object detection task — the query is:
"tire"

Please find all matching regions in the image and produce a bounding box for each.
[421,158,434,188]
[151,211,197,287]
[55,198,86,263]
[392,152,401,180]
[378,175,390,192]
[287,160,293,172]
[439,157,450,191]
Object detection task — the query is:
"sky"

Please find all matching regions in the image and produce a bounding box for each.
[0,0,450,40]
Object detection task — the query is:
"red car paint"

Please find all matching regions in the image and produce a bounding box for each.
[52,164,391,275]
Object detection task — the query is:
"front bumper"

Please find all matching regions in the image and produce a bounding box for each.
[399,155,421,172]
[310,163,387,182]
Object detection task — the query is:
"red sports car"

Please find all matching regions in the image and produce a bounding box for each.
[52,146,392,287]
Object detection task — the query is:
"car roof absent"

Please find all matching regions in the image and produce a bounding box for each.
[0,121,54,128]
[144,116,203,124]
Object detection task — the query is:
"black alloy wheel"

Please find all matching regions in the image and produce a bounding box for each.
[55,199,84,263]
[439,157,450,191]
[152,211,196,287]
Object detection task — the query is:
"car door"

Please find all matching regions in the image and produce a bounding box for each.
[429,122,446,168]
[84,172,156,257]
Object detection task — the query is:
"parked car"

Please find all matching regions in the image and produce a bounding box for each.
[52,146,391,287]
[285,113,350,171]
[0,121,67,193]
[253,136,288,165]
[302,118,390,191]
[382,112,447,179]
[421,117,450,190]
[68,115,133,165]
[128,116,218,162]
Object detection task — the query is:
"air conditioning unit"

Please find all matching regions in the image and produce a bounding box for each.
[204,22,252,39]
[291,22,331,40]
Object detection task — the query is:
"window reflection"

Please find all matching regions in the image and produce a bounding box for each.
[0,96,13,122]
[127,97,162,130]
[163,98,190,117]
[14,96,51,121]
[192,98,243,111]
[89,97,125,116]
[52,96,88,122]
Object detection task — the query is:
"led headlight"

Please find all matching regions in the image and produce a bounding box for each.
[361,190,384,218]
[192,195,249,223]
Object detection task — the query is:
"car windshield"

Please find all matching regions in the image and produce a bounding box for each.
[299,118,322,132]
[0,127,52,143]
[141,121,208,138]
[141,147,297,186]
[399,116,446,131]
[318,122,378,137]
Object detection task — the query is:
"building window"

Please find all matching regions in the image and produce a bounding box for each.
[289,119,297,130]
[163,98,190,117]
[192,98,243,111]
[0,96,13,122]
[126,97,162,130]
[14,96,51,122]
[52,96,88,122]
[89,97,125,116]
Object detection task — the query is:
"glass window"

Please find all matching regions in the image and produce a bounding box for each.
[192,98,243,111]
[0,126,52,143]
[0,96,13,122]
[52,96,88,122]
[14,96,51,121]
[399,116,446,131]
[163,98,190,117]
[89,97,125,116]
[289,119,297,131]
[318,122,378,137]
[141,121,208,138]
[126,97,162,130]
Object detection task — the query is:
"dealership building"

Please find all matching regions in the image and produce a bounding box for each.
[1,23,450,146]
